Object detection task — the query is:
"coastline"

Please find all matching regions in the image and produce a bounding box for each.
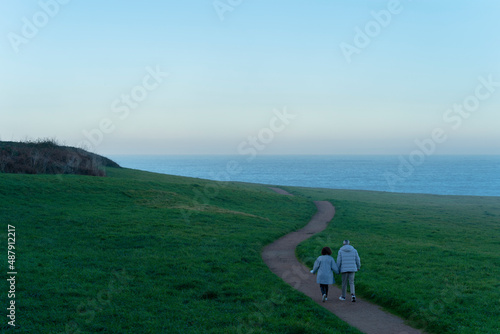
[108,154,500,197]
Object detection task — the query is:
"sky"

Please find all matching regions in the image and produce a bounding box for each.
[1,0,499,155]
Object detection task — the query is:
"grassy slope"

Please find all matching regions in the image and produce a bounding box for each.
[292,187,500,334]
[0,168,361,334]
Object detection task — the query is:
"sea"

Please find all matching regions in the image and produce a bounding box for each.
[108,155,500,197]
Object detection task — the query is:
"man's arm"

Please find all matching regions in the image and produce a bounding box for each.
[355,251,361,271]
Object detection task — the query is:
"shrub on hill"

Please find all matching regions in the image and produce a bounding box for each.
[0,139,120,176]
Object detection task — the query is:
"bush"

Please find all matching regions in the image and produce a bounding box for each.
[0,140,120,176]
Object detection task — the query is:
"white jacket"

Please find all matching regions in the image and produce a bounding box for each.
[337,245,361,273]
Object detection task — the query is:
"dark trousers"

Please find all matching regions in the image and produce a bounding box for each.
[320,284,329,296]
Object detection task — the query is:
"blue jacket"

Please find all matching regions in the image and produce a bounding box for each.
[312,255,339,284]
[337,245,361,273]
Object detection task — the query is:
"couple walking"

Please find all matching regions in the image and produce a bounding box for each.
[310,240,361,302]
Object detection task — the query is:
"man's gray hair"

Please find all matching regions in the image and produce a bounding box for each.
[343,240,350,245]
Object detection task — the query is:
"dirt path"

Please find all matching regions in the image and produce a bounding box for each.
[262,188,424,334]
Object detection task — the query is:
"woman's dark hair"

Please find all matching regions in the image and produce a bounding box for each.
[321,247,332,255]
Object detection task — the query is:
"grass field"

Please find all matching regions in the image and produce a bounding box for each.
[1,167,498,333]
[293,187,500,334]
[0,168,362,333]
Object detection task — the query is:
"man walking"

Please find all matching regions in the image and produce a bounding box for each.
[337,240,361,302]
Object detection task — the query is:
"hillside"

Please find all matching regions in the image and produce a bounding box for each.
[0,140,119,176]
[0,166,498,333]
[0,168,362,333]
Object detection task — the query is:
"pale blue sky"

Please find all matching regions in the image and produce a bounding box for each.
[1,0,499,155]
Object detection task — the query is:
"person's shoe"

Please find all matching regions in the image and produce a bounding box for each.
[322,294,327,302]
[351,295,356,302]
[339,296,346,301]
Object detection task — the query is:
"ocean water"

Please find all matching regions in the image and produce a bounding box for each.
[109,155,500,197]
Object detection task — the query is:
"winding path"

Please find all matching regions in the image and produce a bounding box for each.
[262,188,424,334]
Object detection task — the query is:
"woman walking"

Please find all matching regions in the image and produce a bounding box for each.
[310,247,339,302]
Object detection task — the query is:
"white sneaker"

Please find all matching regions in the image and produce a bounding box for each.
[322,294,327,302]
[339,296,346,301]
[351,295,356,302]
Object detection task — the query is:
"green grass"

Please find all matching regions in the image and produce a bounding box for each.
[0,168,362,333]
[2,168,499,333]
[292,187,500,334]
